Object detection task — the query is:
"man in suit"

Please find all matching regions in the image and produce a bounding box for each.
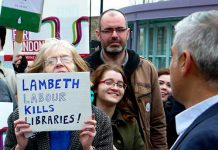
[170,10,218,150]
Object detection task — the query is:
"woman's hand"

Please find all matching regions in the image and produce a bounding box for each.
[79,114,97,150]
[14,118,32,150]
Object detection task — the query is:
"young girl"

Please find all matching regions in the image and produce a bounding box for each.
[91,64,145,150]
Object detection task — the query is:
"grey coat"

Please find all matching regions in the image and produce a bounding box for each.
[0,79,17,109]
[4,105,113,150]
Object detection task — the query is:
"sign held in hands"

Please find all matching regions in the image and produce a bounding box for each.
[17,72,91,132]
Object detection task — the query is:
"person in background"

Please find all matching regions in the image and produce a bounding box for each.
[0,27,28,108]
[158,68,171,103]
[13,52,28,73]
[170,10,218,149]
[91,64,145,150]
[158,68,185,148]
[84,9,167,150]
[0,26,6,52]
[0,26,17,109]
[4,38,113,150]
[0,26,28,73]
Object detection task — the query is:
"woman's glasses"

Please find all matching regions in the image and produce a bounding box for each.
[45,56,73,66]
[99,79,127,89]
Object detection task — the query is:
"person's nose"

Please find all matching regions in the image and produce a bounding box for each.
[56,58,63,66]
[111,85,119,92]
[111,30,119,38]
[163,83,167,88]
[160,84,167,90]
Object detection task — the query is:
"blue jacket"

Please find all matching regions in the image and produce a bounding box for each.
[171,102,218,150]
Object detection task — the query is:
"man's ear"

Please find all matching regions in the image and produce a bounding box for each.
[180,49,192,76]
[96,30,100,41]
[127,28,130,40]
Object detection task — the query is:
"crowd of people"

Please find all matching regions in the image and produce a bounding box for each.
[1,8,218,150]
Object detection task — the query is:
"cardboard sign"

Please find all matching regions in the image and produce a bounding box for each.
[0,102,13,129]
[0,0,44,32]
[17,72,91,132]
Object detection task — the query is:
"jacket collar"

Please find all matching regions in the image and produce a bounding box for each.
[87,49,140,76]
[111,109,127,126]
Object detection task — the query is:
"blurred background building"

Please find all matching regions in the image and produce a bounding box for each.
[90,0,218,69]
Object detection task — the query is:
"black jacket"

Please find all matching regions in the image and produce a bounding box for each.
[164,96,185,148]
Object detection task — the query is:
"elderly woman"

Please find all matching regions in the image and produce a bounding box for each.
[4,38,113,150]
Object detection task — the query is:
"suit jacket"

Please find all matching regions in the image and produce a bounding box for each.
[171,102,218,150]
[4,105,113,150]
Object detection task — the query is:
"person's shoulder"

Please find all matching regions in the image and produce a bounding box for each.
[133,55,157,74]
[1,67,15,75]
[182,118,218,148]
[84,50,101,62]
[7,108,19,122]
[139,56,156,68]
[92,105,110,120]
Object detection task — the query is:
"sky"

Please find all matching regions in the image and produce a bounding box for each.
[91,0,138,16]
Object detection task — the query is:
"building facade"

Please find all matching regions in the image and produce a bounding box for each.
[120,0,218,69]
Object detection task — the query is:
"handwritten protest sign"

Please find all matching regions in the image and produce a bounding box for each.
[17,72,91,131]
[0,102,13,128]
[0,0,44,32]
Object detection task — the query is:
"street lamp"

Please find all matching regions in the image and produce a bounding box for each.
[100,0,103,14]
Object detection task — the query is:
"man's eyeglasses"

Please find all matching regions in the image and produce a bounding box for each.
[99,79,127,89]
[100,27,127,34]
[45,56,73,66]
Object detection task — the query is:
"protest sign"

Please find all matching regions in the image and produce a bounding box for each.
[0,0,44,32]
[0,102,13,129]
[17,72,91,131]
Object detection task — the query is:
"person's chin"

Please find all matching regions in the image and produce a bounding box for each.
[105,47,123,55]
[54,70,68,73]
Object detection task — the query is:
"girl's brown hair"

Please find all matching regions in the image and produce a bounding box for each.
[91,64,135,122]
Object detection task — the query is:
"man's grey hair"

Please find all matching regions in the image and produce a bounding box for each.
[173,10,218,84]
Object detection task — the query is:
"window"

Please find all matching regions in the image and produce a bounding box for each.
[128,20,178,69]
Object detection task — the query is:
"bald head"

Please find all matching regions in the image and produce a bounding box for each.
[98,9,128,30]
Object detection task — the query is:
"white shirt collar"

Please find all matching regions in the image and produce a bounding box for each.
[176,95,218,136]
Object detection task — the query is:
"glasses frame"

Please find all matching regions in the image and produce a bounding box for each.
[100,27,128,35]
[99,79,127,89]
[44,56,73,66]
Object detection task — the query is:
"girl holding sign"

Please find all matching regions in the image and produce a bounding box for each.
[4,38,113,150]
[91,64,145,150]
